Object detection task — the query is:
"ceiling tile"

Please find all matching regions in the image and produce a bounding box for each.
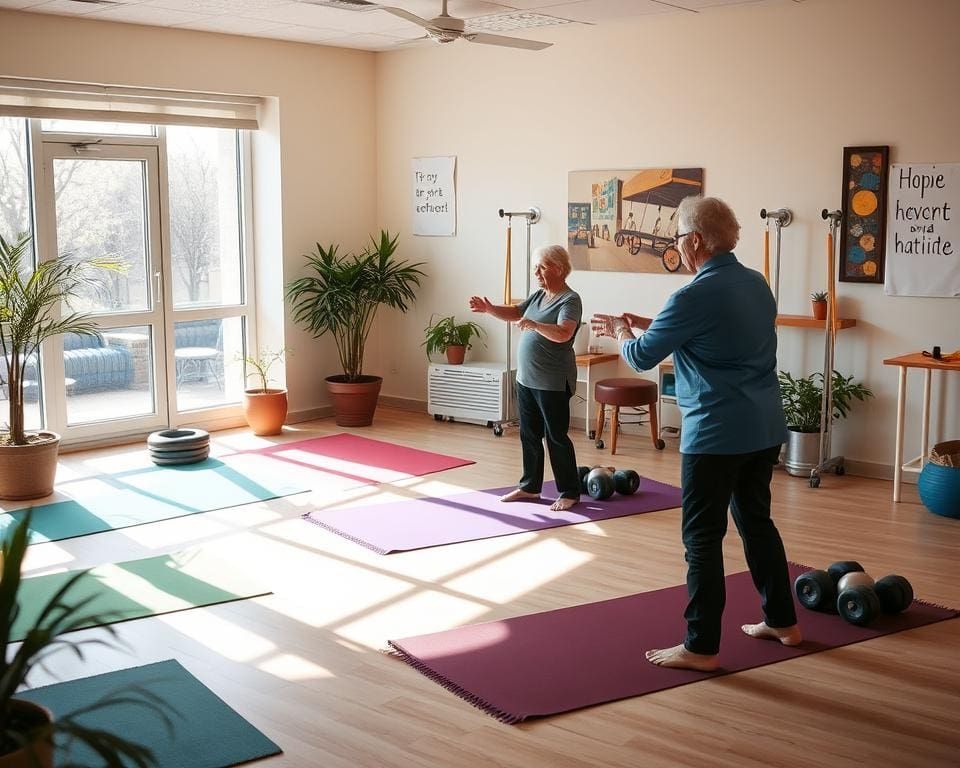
[86,4,212,25]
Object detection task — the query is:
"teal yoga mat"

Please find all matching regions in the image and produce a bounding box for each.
[0,454,310,544]
[17,660,282,767]
[11,549,270,642]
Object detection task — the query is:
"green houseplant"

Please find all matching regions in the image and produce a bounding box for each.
[778,370,874,476]
[0,233,120,500]
[810,290,828,320]
[286,231,425,426]
[0,512,172,767]
[422,314,485,365]
[240,348,289,436]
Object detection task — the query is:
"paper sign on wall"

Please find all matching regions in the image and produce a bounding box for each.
[412,156,456,236]
[885,163,960,297]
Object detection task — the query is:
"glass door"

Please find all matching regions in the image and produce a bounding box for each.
[37,142,169,440]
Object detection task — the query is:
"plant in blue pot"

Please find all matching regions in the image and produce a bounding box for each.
[918,440,960,519]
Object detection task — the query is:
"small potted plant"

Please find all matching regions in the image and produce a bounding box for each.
[422,314,486,365]
[0,512,174,767]
[240,348,289,436]
[286,231,425,426]
[810,290,828,320]
[778,370,873,477]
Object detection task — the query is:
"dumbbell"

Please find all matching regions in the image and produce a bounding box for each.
[578,466,642,500]
[835,571,880,626]
[794,560,864,613]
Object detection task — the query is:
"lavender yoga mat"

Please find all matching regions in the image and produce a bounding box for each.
[304,477,682,554]
[242,433,474,485]
[387,564,959,723]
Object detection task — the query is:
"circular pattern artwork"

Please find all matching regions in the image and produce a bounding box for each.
[841,147,889,282]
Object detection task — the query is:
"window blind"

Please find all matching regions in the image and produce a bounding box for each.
[0,77,261,129]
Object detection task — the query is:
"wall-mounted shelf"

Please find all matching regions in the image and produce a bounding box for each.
[775,314,857,330]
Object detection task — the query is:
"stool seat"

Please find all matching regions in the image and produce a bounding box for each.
[595,378,658,406]
[594,377,664,455]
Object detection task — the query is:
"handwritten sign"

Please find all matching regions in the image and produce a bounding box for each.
[885,163,960,297]
[412,156,456,236]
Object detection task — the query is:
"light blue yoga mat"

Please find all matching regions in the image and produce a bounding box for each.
[0,454,310,544]
[18,660,282,767]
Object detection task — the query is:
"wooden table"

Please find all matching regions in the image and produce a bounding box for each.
[575,353,620,437]
[883,352,960,502]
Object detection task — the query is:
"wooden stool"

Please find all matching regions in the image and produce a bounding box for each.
[594,378,665,455]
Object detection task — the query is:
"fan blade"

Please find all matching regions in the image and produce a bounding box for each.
[394,35,432,47]
[296,0,433,29]
[462,32,552,51]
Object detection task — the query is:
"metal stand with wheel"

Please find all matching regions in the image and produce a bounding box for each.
[492,206,541,437]
[809,209,846,488]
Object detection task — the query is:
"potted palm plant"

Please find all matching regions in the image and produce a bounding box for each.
[240,348,289,436]
[778,370,873,477]
[1,512,173,767]
[286,231,425,427]
[0,233,119,500]
[422,314,485,365]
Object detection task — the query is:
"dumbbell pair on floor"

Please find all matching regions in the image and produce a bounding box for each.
[795,561,914,626]
[577,465,641,500]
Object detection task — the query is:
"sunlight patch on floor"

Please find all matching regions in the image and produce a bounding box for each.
[258,653,335,681]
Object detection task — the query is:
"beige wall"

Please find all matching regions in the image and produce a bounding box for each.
[0,8,377,417]
[374,0,960,472]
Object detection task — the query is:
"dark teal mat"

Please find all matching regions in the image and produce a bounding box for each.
[0,455,309,544]
[18,660,281,767]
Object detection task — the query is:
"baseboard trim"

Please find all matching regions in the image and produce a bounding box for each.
[380,395,426,413]
[287,406,334,424]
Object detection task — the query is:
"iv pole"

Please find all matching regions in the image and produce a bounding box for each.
[809,208,845,487]
[493,206,541,437]
[759,207,793,308]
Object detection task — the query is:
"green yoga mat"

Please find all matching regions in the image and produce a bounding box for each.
[17,660,282,767]
[0,454,310,544]
[11,549,270,642]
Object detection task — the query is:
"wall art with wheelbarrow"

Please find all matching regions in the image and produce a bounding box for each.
[567,167,703,274]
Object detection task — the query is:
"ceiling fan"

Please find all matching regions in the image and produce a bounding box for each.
[298,0,554,50]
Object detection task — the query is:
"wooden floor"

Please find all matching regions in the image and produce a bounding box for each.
[22,408,960,768]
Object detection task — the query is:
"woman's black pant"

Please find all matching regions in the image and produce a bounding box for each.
[515,381,580,500]
[680,445,797,655]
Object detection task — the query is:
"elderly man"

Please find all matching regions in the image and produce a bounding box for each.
[592,196,801,671]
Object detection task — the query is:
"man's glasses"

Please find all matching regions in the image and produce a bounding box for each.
[675,231,695,244]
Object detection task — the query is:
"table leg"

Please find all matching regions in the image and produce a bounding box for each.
[920,369,931,470]
[893,365,907,502]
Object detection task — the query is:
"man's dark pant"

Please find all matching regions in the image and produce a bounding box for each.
[516,381,580,500]
[680,445,796,655]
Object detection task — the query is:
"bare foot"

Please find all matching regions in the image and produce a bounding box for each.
[549,497,578,512]
[499,489,541,503]
[741,622,802,646]
[645,644,719,671]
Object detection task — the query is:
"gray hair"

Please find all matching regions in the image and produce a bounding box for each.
[535,244,572,279]
[676,196,741,255]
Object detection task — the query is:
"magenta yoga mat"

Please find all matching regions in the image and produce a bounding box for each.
[241,433,474,485]
[303,477,682,554]
[387,564,958,723]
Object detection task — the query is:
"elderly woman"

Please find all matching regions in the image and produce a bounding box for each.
[470,245,582,512]
[592,196,800,671]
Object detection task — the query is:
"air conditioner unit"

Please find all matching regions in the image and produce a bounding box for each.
[428,362,517,425]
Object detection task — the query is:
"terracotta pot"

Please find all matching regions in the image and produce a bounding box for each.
[0,700,54,768]
[325,375,383,427]
[445,345,466,365]
[242,389,288,436]
[0,432,61,501]
[812,300,828,320]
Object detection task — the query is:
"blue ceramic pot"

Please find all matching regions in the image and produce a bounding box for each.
[918,462,960,519]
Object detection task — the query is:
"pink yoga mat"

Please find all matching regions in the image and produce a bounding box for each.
[304,477,682,554]
[387,564,958,723]
[242,433,474,485]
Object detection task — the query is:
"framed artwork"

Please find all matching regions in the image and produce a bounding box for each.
[839,146,889,283]
[568,167,703,274]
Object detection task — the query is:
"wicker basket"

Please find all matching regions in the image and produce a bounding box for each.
[930,440,960,467]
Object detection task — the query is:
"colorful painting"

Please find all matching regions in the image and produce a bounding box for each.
[839,146,889,283]
[568,168,703,274]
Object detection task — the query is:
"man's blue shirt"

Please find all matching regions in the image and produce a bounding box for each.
[621,252,787,454]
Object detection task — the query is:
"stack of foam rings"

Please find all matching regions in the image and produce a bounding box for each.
[147,428,211,466]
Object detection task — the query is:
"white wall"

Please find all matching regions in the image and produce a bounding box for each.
[374,0,960,473]
[0,9,377,418]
